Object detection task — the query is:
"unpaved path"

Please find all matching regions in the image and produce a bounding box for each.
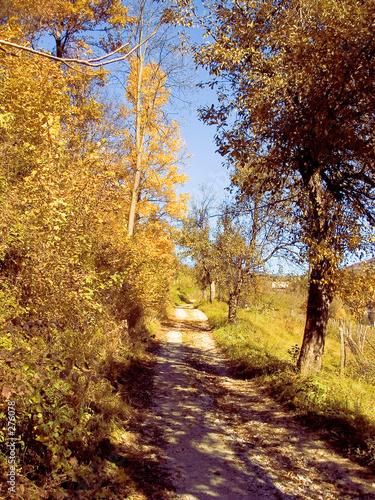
[142,307,375,499]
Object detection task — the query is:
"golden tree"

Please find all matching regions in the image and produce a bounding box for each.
[120,59,189,235]
[0,7,186,494]
[195,0,375,374]
[0,0,128,57]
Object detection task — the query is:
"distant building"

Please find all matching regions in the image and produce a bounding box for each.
[272,281,289,289]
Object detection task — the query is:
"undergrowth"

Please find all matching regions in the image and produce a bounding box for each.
[0,314,159,499]
[199,298,375,469]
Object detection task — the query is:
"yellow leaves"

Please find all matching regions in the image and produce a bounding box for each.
[337,263,375,316]
[121,59,189,231]
[108,7,129,28]
[0,111,13,129]
[43,115,61,141]
[0,11,173,493]
[0,52,70,182]
[0,6,182,400]
[126,60,169,111]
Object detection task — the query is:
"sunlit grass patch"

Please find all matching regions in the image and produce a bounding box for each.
[200,299,375,467]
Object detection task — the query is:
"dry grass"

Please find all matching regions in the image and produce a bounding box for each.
[199,293,375,468]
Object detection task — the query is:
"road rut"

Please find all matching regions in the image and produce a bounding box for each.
[142,307,375,499]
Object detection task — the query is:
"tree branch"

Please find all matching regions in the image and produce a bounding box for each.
[0,45,18,57]
[0,27,159,67]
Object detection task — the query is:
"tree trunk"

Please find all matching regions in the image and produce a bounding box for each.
[297,167,334,375]
[210,281,216,302]
[55,28,64,58]
[297,261,331,374]
[228,286,242,324]
[127,51,144,237]
[228,292,238,323]
[228,275,244,324]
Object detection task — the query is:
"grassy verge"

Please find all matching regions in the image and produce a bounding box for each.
[170,284,193,306]
[199,299,375,468]
[170,265,201,306]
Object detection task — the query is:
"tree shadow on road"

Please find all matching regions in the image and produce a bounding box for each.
[91,314,375,500]
[154,316,375,499]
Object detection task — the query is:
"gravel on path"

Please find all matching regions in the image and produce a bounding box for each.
[142,307,375,500]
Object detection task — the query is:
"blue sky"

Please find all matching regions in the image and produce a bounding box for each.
[178,87,231,203]
[37,6,227,203]
[36,19,303,275]
[172,22,233,206]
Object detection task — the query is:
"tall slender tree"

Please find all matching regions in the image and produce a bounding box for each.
[179,189,216,301]
[122,0,191,236]
[120,59,189,233]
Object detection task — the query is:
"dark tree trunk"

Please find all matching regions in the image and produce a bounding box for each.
[296,165,335,374]
[228,283,242,324]
[228,291,238,323]
[55,27,67,59]
[297,260,331,374]
[56,38,63,58]
[228,275,244,324]
[55,31,64,58]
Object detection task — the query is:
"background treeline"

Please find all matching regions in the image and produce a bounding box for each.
[0,1,187,498]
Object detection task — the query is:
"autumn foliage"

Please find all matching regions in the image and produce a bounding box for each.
[194,0,375,374]
[0,6,187,498]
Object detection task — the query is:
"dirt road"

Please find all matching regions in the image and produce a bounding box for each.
[139,307,375,499]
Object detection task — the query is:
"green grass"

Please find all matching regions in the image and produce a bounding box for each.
[199,298,375,468]
[171,285,192,306]
[171,267,201,306]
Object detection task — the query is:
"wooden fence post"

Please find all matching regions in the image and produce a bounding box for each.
[339,320,346,377]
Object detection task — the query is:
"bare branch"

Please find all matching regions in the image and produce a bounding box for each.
[0,26,159,67]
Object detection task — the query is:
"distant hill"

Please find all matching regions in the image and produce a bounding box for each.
[344,258,375,272]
